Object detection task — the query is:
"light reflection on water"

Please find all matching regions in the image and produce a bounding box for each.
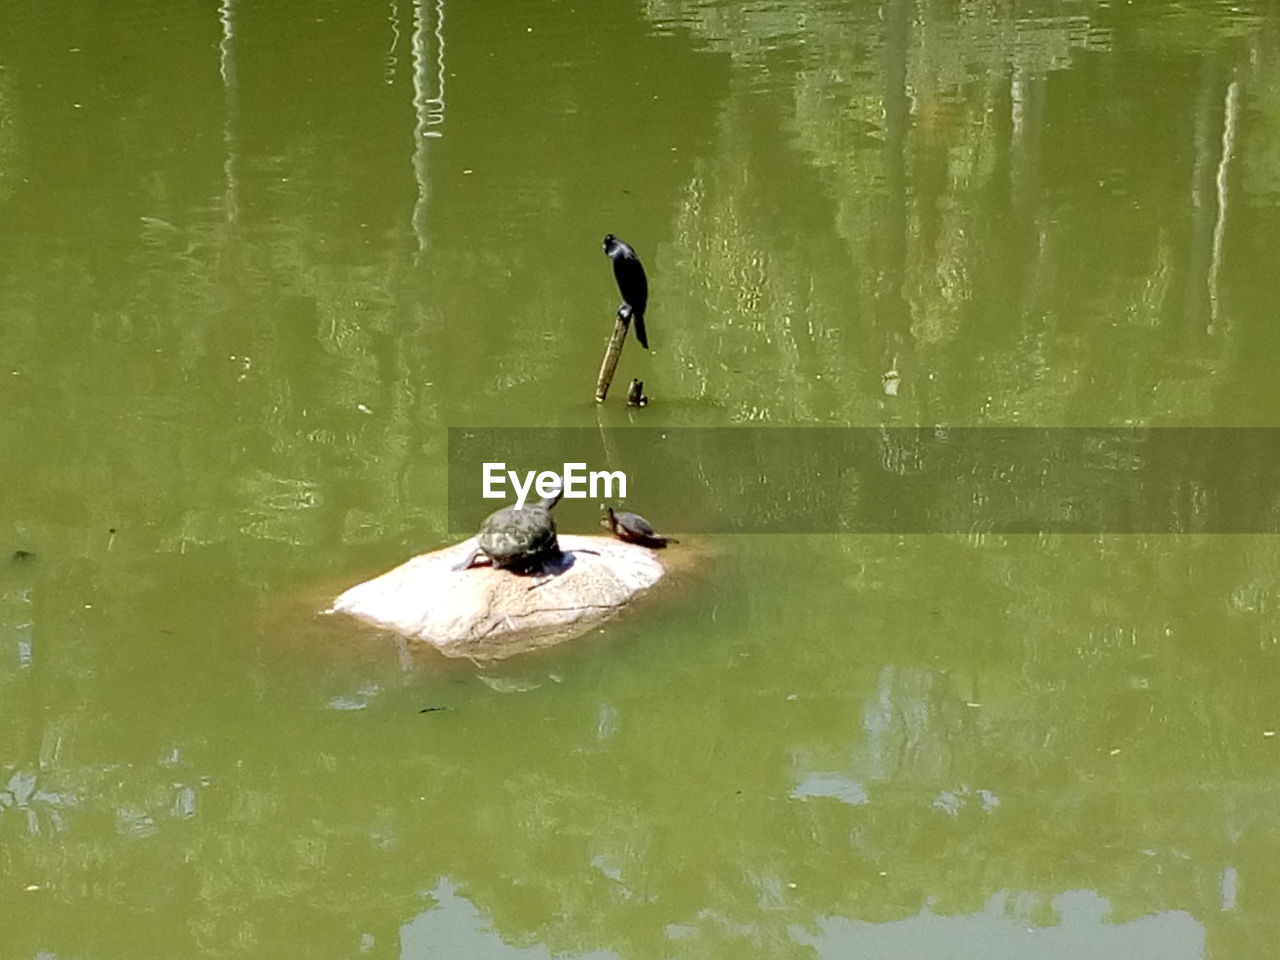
[794,891,1204,960]
[401,881,1204,960]
[400,879,624,959]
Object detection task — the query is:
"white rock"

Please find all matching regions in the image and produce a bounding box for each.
[327,535,665,660]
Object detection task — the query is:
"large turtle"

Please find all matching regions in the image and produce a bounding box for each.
[456,488,563,573]
[600,507,676,548]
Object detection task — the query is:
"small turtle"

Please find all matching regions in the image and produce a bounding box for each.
[456,488,563,573]
[601,507,677,547]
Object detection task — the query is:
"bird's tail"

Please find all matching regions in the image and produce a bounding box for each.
[633,313,649,349]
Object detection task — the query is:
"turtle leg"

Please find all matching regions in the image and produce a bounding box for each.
[526,562,558,591]
[453,548,486,571]
[523,550,574,590]
[523,548,601,589]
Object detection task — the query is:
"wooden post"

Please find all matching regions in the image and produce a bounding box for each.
[594,310,630,402]
[626,378,647,407]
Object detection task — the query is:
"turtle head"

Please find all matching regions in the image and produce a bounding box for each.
[537,483,563,511]
[603,234,618,255]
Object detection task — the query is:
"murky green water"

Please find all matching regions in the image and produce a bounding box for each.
[3,1,1280,957]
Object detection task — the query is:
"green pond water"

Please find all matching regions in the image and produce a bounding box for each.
[3,1,1280,957]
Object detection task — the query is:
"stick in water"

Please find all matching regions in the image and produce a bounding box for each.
[594,309,631,402]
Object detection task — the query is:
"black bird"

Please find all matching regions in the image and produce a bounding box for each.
[603,234,649,349]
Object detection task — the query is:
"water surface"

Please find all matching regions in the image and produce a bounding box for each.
[2,1,1279,958]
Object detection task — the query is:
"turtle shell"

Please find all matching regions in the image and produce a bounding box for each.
[611,510,657,540]
[478,502,560,571]
[603,507,676,546]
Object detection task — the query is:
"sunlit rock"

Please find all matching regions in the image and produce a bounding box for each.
[327,535,665,659]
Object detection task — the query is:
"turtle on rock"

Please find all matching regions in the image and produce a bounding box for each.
[600,507,677,548]
[456,488,563,573]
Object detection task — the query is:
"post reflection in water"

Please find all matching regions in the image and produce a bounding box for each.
[412,0,446,252]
